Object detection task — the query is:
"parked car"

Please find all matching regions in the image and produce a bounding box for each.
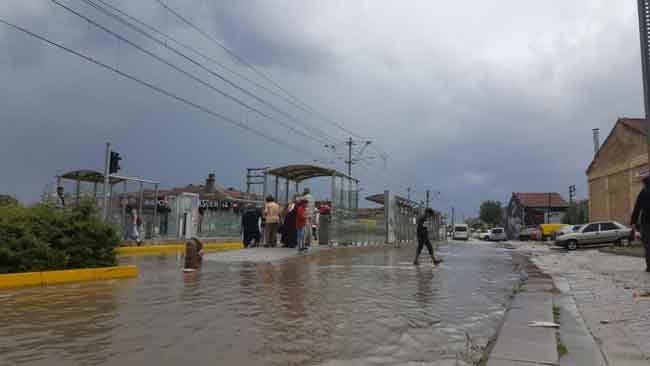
[479,230,491,240]
[555,221,633,250]
[518,226,539,241]
[488,227,507,241]
[539,224,568,241]
[553,225,583,240]
[452,224,470,240]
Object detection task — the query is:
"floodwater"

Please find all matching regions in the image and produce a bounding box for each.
[0,242,521,366]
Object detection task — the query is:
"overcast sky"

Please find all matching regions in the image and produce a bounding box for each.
[0,0,645,218]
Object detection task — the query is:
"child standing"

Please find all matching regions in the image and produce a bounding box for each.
[296,200,308,252]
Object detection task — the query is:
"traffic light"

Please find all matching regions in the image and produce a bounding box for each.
[109,151,122,174]
[569,185,576,203]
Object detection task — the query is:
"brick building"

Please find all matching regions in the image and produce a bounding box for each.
[505,192,569,239]
[587,118,648,225]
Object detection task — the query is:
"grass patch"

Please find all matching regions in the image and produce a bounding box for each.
[553,305,568,358]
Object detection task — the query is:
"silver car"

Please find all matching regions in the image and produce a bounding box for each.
[555,221,632,250]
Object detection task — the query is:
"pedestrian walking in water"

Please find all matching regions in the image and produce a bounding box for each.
[296,200,308,252]
[263,195,281,247]
[631,176,650,272]
[241,204,262,248]
[414,208,442,266]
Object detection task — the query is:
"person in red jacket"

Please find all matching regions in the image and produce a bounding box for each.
[296,200,308,252]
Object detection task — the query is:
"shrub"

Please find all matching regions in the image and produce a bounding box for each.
[0,200,119,273]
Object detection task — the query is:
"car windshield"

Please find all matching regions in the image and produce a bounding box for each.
[492,229,503,233]
[455,227,467,232]
[573,225,582,231]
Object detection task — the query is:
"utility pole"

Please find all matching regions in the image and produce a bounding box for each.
[547,192,552,224]
[426,189,430,208]
[407,187,411,201]
[345,137,353,176]
[637,0,650,170]
[102,142,111,220]
[451,206,455,228]
[569,185,576,203]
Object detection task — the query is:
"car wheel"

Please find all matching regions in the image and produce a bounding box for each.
[567,240,578,251]
[619,237,630,247]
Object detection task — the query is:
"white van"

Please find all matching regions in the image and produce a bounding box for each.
[452,224,470,240]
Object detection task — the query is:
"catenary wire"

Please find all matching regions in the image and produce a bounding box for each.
[85,0,344,144]
[153,0,368,141]
[0,17,322,158]
[52,0,331,146]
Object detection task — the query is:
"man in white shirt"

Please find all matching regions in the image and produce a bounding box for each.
[302,188,315,245]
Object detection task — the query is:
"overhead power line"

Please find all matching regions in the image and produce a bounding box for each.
[85,0,342,143]
[54,0,330,146]
[0,17,320,157]
[154,0,368,140]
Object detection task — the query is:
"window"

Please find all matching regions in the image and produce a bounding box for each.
[454,226,467,232]
[492,228,503,234]
[582,224,599,233]
[573,225,582,232]
[600,222,618,231]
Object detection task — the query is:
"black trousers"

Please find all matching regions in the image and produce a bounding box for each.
[415,235,434,259]
[642,225,650,269]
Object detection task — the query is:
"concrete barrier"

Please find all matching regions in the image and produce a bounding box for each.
[0,265,138,289]
[115,242,243,256]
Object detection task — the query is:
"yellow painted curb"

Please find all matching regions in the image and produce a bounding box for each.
[115,242,243,256]
[0,266,138,289]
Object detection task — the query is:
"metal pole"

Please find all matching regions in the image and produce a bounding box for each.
[138,181,144,223]
[75,178,81,206]
[426,190,430,208]
[246,168,251,194]
[263,169,268,199]
[384,190,390,244]
[346,137,353,176]
[152,183,159,238]
[331,174,336,214]
[285,178,290,205]
[355,181,359,209]
[637,0,650,168]
[121,180,127,232]
[274,175,279,202]
[547,192,551,224]
[102,142,111,220]
[339,176,344,209]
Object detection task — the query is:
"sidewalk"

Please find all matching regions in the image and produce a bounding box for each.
[487,255,558,366]
[533,249,650,365]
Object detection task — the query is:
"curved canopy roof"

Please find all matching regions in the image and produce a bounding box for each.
[60,170,125,184]
[267,164,357,183]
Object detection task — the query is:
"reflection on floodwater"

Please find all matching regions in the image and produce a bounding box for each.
[0,243,520,366]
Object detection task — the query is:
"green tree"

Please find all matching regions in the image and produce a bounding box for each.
[480,200,503,226]
[0,194,18,207]
[563,200,589,225]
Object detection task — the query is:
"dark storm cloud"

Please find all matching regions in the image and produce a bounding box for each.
[0,0,645,218]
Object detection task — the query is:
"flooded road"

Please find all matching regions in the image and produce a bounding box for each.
[0,242,520,366]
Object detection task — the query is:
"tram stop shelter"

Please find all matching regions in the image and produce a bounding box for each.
[256,164,360,210]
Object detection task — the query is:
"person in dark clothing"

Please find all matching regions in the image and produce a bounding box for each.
[281,200,298,248]
[414,208,443,266]
[631,176,650,272]
[241,205,262,248]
